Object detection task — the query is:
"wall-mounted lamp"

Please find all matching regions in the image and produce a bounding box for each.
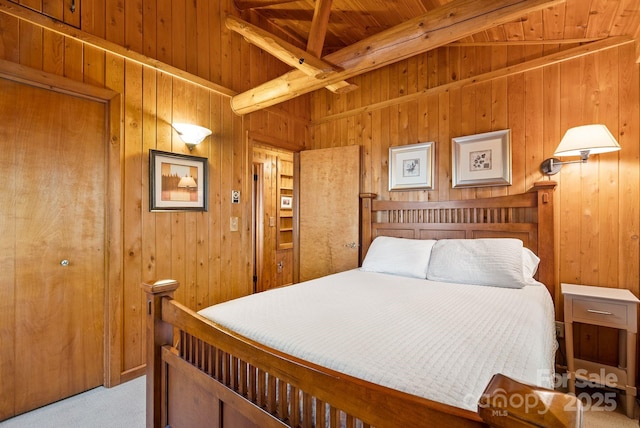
[540,124,621,175]
[171,122,212,151]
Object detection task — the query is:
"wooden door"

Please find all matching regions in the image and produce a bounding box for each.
[0,78,105,419]
[299,145,360,281]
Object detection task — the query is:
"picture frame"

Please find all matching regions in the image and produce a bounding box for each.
[149,149,208,212]
[389,141,435,191]
[280,195,293,209]
[451,129,512,188]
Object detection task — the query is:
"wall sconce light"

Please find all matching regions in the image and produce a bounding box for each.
[540,124,621,175]
[171,122,212,151]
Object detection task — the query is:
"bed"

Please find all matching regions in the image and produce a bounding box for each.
[143,181,579,427]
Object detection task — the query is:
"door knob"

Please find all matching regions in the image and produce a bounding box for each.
[60,259,69,267]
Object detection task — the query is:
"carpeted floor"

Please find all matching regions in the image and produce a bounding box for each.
[573,385,639,428]
[0,376,637,427]
[0,376,145,428]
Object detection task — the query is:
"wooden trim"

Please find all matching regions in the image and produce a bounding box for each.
[0,59,124,387]
[0,58,116,102]
[312,36,634,125]
[233,0,298,10]
[247,131,304,152]
[451,37,606,46]
[105,91,124,387]
[0,0,235,98]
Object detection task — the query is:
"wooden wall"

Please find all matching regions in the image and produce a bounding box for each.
[309,43,640,313]
[0,0,308,385]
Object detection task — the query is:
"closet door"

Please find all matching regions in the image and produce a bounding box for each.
[0,78,105,419]
[298,145,360,282]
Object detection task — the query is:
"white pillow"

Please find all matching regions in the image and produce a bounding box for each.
[426,238,527,288]
[361,236,436,279]
[522,247,540,278]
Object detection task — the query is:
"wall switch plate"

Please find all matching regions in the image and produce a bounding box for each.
[230,216,239,232]
[555,321,564,339]
[231,190,240,204]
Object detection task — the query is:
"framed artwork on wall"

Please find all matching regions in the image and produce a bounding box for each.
[149,149,208,211]
[280,195,293,209]
[452,129,512,188]
[388,141,435,191]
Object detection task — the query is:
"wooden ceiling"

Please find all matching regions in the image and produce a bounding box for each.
[231,0,640,114]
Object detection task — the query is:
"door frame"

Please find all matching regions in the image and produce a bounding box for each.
[0,59,123,387]
[252,162,265,293]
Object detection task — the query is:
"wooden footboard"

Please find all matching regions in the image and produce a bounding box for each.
[143,279,487,428]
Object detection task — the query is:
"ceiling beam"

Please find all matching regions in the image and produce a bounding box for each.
[230,0,566,115]
[233,0,298,11]
[306,0,333,57]
[226,16,357,94]
[227,16,337,79]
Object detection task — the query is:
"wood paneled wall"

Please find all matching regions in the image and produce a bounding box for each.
[0,0,308,385]
[309,44,640,311]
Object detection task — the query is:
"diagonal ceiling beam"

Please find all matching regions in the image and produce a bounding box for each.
[226,16,357,93]
[227,15,337,79]
[230,0,566,115]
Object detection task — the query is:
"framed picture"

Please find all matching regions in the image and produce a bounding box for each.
[389,142,435,191]
[452,129,512,188]
[149,149,208,211]
[280,195,293,209]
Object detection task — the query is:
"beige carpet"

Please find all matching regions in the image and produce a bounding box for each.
[0,376,636,427]
[0,376,145,428]
[578,386,639,428]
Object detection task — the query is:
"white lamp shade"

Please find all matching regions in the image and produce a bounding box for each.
[172,122,212,146]
[554,124,620,157]
[177,176,197,188]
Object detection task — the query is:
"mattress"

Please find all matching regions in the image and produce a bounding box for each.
[198,269,556,411]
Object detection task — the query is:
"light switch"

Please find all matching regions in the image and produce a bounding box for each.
[230,216,239,232]
[269,217,275,227]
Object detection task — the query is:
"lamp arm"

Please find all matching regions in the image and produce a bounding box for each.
[541,150,591,175]
[551,159,587,166]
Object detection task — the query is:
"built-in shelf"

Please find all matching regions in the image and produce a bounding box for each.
[277,156,294,250]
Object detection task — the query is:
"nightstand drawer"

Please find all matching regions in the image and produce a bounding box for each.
[572,298,627,327]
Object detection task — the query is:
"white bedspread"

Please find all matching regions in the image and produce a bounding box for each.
[198,269,556,411]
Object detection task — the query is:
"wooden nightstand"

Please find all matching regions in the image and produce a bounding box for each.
[562,283,639,418]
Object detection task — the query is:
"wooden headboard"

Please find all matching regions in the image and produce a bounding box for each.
[360,182,557,299]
